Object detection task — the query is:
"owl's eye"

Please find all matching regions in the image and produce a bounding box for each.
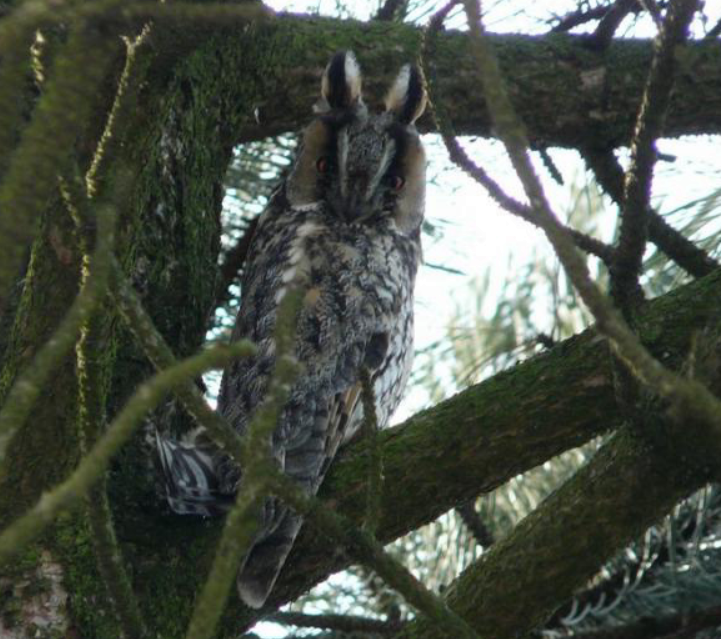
[316,157,329,174]
[389,175,405,192]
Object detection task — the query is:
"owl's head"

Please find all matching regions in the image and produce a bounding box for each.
[286,51,427,236]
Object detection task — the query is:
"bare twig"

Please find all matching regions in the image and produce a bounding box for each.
[550,5,612,33]
[611,0,699,311]
[268,611,402,635]
[584,146,718,278]
[0,338,255,566]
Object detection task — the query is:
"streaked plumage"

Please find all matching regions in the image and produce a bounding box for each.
[156,51,427,609]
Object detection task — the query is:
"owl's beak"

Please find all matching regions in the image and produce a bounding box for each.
[342,181,372,223]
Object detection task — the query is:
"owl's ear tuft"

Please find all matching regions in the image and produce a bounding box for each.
[385,64,427,125]
[316,50,363,113]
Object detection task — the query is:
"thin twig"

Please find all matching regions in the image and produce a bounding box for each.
[611,0,699,311]
[268,611,402,635]
[584,146,718,278]
[0,339,255,566]
[184,290,304,639]
[268,470,481,639]
[359,366,382,536]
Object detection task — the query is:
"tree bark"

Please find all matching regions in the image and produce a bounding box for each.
[1,8,721,637]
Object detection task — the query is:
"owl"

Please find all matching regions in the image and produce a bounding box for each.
[157,51,427,609]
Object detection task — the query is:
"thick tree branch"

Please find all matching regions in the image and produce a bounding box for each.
[144,14,721,147]
[396,427,707,638]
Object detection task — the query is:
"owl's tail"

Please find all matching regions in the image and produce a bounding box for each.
[237,507,304,609]
[155,430,235,517]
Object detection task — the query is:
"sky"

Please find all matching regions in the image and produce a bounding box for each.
[233,2,721,635]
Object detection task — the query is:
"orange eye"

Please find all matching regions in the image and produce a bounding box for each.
[316,157,328,173]
[391,175,405,191]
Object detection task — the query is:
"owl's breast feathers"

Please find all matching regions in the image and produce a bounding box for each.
[218,196,420,454]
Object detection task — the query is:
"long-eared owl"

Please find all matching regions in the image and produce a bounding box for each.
[157,51,427,609]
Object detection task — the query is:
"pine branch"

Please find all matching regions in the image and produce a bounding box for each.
[447,0,721,450]
[230,267,721,632]
[395,428,706,638]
